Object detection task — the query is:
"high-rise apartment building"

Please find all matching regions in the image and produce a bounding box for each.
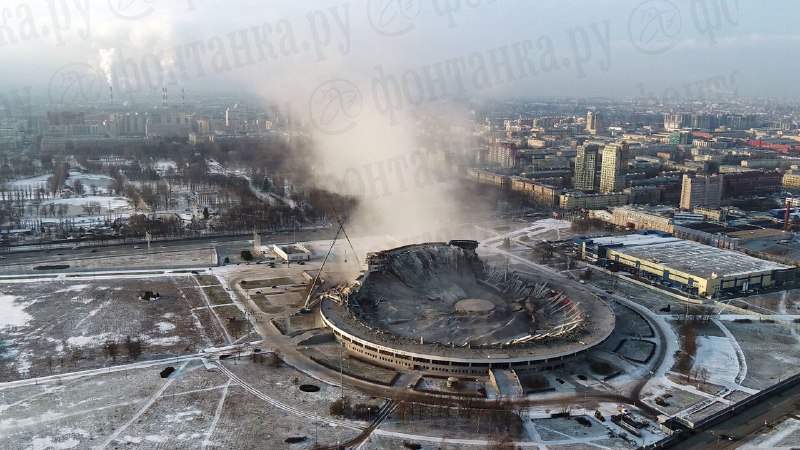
[691,114,716,131]
[573,144,599,191]
[680,173,723,209]
[599,142,629,193]
[225,104,248,131]
[586,111,602,134]
[106,113,146,136]
[664,113,689,131]
[487,143,517,168]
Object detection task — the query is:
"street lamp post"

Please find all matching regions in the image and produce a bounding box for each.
[340,343,344,400]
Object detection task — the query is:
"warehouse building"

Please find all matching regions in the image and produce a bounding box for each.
[580,232,795,297]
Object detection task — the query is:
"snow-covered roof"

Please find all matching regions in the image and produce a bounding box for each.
[608,236,792,279]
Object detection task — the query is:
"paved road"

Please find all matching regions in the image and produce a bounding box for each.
[0,229,338,274]
[674,378,800,449]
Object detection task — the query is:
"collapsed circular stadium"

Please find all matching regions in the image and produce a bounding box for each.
[319,241,615,376]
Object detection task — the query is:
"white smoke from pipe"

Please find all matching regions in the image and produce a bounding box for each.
[98,48,118,86]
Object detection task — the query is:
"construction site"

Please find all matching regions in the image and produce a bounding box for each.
[5,219,800,448]
[319,240,616,376]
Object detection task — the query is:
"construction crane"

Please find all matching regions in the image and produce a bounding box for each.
[301,214,359,312]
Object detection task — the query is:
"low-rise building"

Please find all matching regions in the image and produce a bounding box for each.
[467,168,510,187]
[611,205,674,233]
[722,170,782,198]
[783,172,800,190]
[624,185,660,205]
[40,136,149,152]
[672,222,741,249]
[692,206,727,222]
[272,243,311,262]
[741,159,783,170]
[581,233,794,297]
[559,191,628,210]
[510,177,560,207]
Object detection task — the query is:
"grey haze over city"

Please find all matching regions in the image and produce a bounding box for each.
[0,0,797,99]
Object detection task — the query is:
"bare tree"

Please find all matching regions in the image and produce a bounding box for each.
[124,336,144,360]
[265,351,282,368]
[696,367,710,385]
[105,340,119,362]
[233,344,244,361]
[228,317,244,339]
[72,179,84,195]
[677,321,697,378]
[157,182,170,208]
[330,396,351,417]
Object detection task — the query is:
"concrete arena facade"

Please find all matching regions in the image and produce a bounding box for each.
[320,300,614,376]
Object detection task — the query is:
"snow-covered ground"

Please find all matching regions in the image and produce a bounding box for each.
[66,333,114,348]
[7,173,54,190]
[41,195,130,211]
[40,213,131,226]
[3,172,131,228]
[0,273,238,381]
[206,159,224,174]
[742,417,800,449]
[152,160,177,175]
[7,172,113,192]
[0,294,31,328]
[692,336,739,386]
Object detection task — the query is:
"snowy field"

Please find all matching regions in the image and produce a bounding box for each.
[0,275,250,382]
[724,321,800,390]
[692,336,739,386]
[40,195,130,211]
[741,416,800,449]
[4,172,134,221]
[0,293,31,328]
[0,357,376,450]
[7,172,114,192]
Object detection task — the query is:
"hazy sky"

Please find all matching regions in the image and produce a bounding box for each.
[1,0,797,103]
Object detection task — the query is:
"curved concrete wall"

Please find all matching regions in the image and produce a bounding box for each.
[320,307,612,376]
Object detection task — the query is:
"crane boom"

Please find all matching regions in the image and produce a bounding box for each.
[302,220,344,311]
